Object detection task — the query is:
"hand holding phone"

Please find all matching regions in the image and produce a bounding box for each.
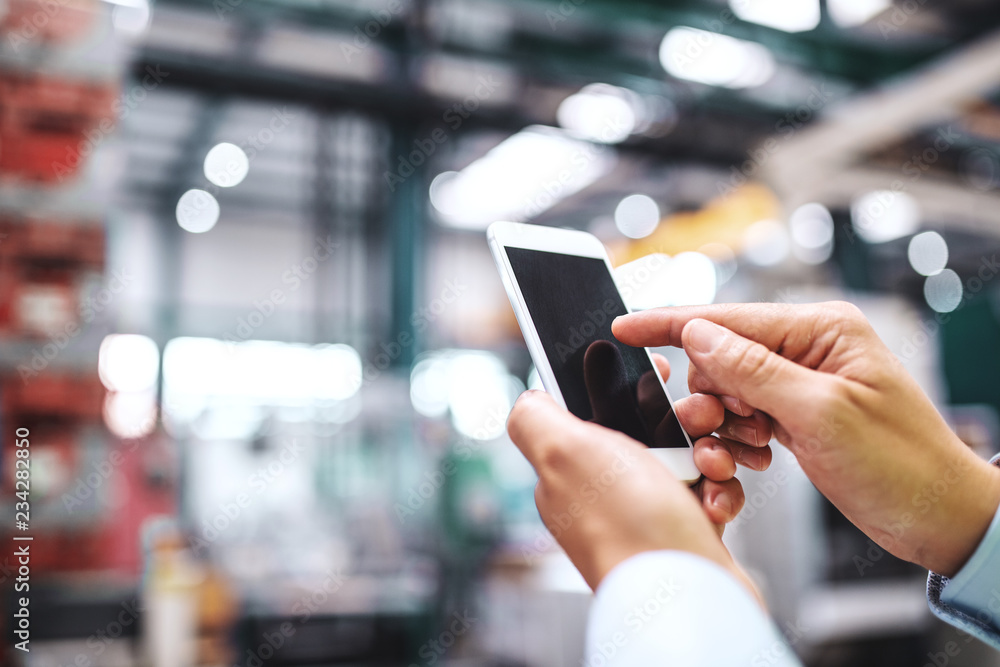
[488,221,699,481]
[505,387,759,594]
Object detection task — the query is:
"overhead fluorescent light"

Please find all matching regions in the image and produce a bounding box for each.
[430,125,614,230]
[730,0,821,33]
[851,190,920,243]
[827,0,892,28]
[99,334,160,393]
[410,350,522,441]
[557,83,638,144]
[615,253,717,309]
[162,338,363,439]
[659,27,776,89]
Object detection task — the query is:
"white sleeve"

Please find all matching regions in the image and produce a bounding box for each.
[585,551,803,667]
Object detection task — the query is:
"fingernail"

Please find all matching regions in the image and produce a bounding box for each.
[721,395,745,415]
[713,491,733,515]
[733,424,758,447]
[736,448,763,470]
[687,319,725,354]
[518,389,541,404]
[612,316,624,326]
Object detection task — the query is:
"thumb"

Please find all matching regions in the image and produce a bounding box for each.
[681,318,821,421]
[507,390,588,471]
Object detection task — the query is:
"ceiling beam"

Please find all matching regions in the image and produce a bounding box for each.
[765,27,1000,210]
[805,166,1000,237]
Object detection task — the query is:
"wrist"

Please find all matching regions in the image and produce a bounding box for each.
[597,547,766,611]
[919,454,1000,577]
[687,536,766,608]
[722,560,767,610]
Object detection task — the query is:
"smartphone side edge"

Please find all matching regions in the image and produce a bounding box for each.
[486,233,569,411]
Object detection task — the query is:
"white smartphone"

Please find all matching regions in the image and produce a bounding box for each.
[488,221,699,483]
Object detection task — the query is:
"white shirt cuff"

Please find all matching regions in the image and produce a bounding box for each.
[585,550,802,667]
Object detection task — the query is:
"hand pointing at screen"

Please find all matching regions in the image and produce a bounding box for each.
[612,301,1000,577]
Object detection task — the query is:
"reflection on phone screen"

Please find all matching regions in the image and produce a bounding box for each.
[506,247,688,449]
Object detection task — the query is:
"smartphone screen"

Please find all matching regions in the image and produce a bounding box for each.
[505,247,689,449]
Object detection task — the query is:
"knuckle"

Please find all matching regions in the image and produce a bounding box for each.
[829,300,865,324]
[702,395,726,430]
[826,375,855,406]
[814,375,860,420]
[734,341,775,384]
[681,393,724,431]
[753,413,773,443]
[687,365,706,392]
[536,433,571,472]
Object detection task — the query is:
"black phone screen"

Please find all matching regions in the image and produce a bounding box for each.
[505,247,688,449]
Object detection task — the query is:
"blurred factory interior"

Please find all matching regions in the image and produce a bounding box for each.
[3,0,1000,665]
